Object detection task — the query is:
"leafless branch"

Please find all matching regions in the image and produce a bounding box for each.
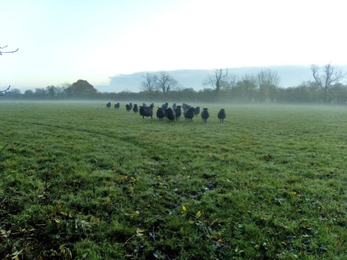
[0,45,19,55]
[203,69,229,92]
[0,85,11,96]
[140,73,158,92]
[156,72,178,93]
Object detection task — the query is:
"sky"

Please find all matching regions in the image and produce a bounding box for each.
[1,0,347,92]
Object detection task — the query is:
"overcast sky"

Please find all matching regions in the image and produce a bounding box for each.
[1,0,347,91]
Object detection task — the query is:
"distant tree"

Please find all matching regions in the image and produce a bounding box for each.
[46,85,57,99]
[59,83,72,98]
[232,75,258,102]
[256,70,280,102]
[224,74,238,90]
[34,88,48,99]
[156,72,178,93]
[68,80,97,98]
[3,88,21,99]
[141,73,158,92]
[203,69,229,92]
[329,83,347,104]
[311,64,346,103]
[24,89,34,99]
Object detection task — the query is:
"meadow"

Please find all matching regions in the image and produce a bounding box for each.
[0,101,346,259]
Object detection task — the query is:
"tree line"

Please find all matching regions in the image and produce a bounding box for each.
[2,64,347,104]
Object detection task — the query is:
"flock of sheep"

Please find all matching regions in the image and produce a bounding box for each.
[106,102,226,123]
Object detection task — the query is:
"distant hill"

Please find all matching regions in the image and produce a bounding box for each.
[94,65,323,93]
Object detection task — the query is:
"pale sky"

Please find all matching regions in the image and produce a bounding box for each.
[1,0,347,91]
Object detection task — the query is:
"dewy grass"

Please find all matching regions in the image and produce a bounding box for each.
[0,102,346,259]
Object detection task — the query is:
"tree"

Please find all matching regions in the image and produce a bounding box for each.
[68,79,97,98]
[140,73,158,92]
[34,88,48,99]
[329,83,347,104]
[256,70,280,102]
[4,88,21,99]
[311,64,346,103]
[24,89,34,99]
[232,75,258,102]
[46,85,57,99]
[203,69,229,92]
[156,72,178,93]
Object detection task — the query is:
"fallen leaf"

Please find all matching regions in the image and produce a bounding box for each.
[136,228,145,233]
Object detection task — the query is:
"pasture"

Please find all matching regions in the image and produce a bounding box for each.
[0,101,346,259]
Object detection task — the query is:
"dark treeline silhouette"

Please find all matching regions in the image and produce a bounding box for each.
[2,65,347,104]
[3,81,347,104]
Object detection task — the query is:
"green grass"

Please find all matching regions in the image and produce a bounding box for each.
[0,101,347,259]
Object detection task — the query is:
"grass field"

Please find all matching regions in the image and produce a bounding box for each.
[0,101,347,259]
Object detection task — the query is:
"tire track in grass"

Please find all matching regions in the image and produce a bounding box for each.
[1,119,150,152]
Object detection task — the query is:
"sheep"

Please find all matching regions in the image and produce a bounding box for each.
[133,104,138,113]
[166,108,176,122]
[140,106,153,119]
[106,102,111,108]
[114,103,120,108]
[156,108,166,120]
[201,108,209,123]
[185,107,195,121]
[194,107,200,116]
[218,109,226,122]
[175,106,182,120]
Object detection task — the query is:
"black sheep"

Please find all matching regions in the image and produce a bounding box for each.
[201,108,209,123]
[172,103,177,111]
[133,104,138,113]
[175,106,182,120]
[140,106,153,119]
[166,108,176,122]
[156,108,166,120]
[125,104,131,112]
[183,105,191,119]
[150,103,154,109]
[162,102,169,110]
[185,107,195,121]
[114,103,120,108]
[106,102,111,108]
[194,107,200,115]
[218,109,226,122]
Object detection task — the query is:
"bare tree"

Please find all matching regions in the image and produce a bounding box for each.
[311,64,346,103]
[203,69,229,92]
[223,74,238,90]
[156,72,178,93]
[140,73,158,92]
[1,45,18,95]
[256,70,280,102]
[0,45,19,55]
